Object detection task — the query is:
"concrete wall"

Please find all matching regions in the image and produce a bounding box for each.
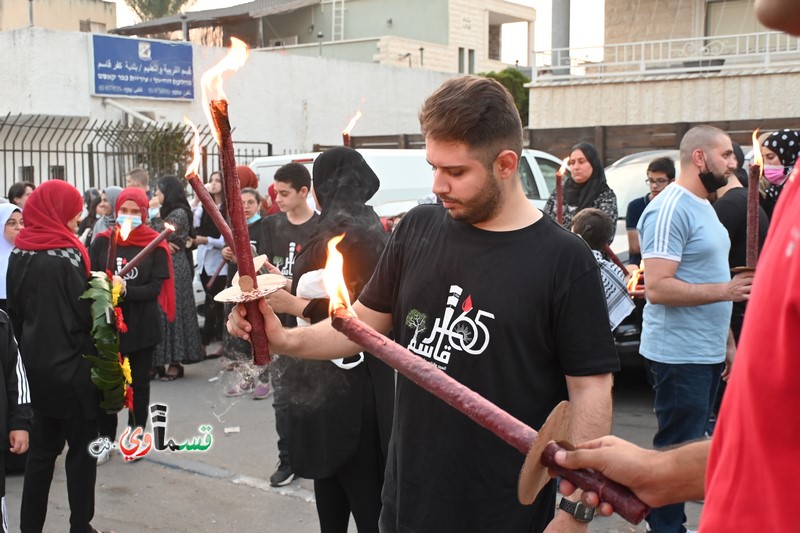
[0,0,115,32]
[605,0,701,44]
[529,71,800,129]
[0,27,454,153]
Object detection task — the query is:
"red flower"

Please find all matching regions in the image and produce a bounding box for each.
[114,307,128,333]
[124,384,134,411]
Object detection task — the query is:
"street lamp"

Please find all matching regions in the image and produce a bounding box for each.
[317,31,324,57]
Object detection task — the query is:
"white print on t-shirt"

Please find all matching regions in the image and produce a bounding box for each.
[116,256,138,281]
[406,285,495,370]
[274,242,301,278]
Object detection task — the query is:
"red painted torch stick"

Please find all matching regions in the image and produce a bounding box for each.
[200,37,270,365]
[322,235,646,524]
[329,307,648,524]
[342,110,361,148]
[556,157,569,225]
[209,98,270,366]
[106,226,119,275]
[117,223,175,278]
[747,129,762,268]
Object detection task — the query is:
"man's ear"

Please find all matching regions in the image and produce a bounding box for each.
[495,150,519,180]
[299,186,309,197]
[692,149,706,170]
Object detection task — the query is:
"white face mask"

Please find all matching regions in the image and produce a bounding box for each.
[148,207,160,220]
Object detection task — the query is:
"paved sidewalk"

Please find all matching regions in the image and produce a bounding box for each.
[4,352,700,532]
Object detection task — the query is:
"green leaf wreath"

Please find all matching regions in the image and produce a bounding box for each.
[81,272,133,413]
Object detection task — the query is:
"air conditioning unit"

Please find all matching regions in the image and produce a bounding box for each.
[269,36,298,47]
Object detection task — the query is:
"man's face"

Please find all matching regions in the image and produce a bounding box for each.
[701,137,737,183]
[646,170,671,197]
[273,181,307,213]
[427,138,502,225]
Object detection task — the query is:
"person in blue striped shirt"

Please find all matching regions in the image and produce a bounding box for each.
[636,125,754,533]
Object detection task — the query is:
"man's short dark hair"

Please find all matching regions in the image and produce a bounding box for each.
[7,182,34,204]
[274,162,311,192]
[126,167,150,188]
[647,157,676,180]
[572,208,614,251]
[419,76,523,167]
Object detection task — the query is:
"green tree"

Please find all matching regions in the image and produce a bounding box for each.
[124,0,196,21]
[479,68,531,127]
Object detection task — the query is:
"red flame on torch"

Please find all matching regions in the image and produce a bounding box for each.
[751,128,763,175]
[556,157,569,177]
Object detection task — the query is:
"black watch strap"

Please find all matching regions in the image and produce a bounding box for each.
[559,498,596,523]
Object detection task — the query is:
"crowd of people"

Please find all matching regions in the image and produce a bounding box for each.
[0,2,797,531]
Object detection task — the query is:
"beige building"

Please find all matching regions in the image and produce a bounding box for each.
[0,0,116,33]
[529,0,799,131]
[113,0,534,74]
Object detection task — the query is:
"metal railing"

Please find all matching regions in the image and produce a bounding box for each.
[0,113,273,196]
[532,31,800,83]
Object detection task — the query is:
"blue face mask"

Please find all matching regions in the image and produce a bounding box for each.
[148,207,160,220]
[247,213,261,225]
[116,214,143,230]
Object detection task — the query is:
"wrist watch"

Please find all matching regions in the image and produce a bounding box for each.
[559,498,596,523]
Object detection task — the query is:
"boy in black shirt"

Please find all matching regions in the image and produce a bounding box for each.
[253,163,318,487]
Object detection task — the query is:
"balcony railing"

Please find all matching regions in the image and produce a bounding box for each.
[532,31,800,83]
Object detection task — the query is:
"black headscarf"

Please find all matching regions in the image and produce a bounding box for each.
[292,147,387,320]
[563,142,612,211]
[732,142,748,187]
[157,176,193,234]
[762,129,800,175]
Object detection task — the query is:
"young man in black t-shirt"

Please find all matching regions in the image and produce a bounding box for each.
[229,77,619,532]
[253,163,319,487]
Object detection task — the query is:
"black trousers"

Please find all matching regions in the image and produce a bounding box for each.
[21,409,98,533]
[312,400,383,533]
[200,271,227,346]
[270,356,290,464]
[98,346,155,439]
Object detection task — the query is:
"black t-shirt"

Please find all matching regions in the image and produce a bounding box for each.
[626,194,650,265]
[90,236,170,353]
[358,205,619,533]
[254,212,319,279]
[712,187,769,337]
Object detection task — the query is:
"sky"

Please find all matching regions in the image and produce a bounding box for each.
[113,0,605,67]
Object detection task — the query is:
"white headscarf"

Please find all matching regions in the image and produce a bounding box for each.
[0,203,22,299]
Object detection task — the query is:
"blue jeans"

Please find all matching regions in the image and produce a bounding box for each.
[646,361,723,533]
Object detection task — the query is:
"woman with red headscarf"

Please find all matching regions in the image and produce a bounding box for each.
[90,188,174,459]
[7,180,110,533]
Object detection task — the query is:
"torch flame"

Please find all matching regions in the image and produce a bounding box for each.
[556,157,569,177]
[183,116,201,179]
[201,37,249,145]
[342,110,362,136]
[164,222,176,232]
[119,216,134,241]
[751,128,763,174]
[627,262,644,293]
[323,234,354,315]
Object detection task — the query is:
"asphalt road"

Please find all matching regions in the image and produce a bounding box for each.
[4,352,703,532]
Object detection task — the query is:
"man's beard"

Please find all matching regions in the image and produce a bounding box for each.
[440,172,503,225]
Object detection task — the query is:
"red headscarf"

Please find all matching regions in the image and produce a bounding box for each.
[237,165,258,190]
[97,188,176,322]
[266,183,280,215]
[14,180,90,276]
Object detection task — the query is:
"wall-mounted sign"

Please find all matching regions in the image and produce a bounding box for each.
[91,34,194,100]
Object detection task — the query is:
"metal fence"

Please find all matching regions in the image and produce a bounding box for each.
[0,113,273,197]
